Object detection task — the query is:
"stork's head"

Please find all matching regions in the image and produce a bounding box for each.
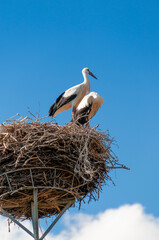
[82,68,97,79]
[90,92,104,105]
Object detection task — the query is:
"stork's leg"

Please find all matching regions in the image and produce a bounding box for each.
[71,112,75,122]
[72,107,76,122]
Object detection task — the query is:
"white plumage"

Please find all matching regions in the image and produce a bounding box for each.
[73,92,104,125]
[49,68,97,119]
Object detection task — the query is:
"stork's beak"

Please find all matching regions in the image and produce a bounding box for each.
[89,71,97,79]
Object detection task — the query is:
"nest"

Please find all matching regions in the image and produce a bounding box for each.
[0,115,128,220]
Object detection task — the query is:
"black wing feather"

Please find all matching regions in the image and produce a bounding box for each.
[59,94,77,108]
[49,92,77,117]
[74,102,93,125]
[48,92,64,116]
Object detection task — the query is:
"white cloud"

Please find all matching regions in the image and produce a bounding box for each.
[0,217,32,240]
[51,204,159,240]
[0,204,159,240]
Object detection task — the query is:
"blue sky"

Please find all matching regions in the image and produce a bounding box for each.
[0,0,159,237]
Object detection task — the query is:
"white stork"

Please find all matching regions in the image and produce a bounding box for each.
[73,92,104,126]
[49,68,97,119]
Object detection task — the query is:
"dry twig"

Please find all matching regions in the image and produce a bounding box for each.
[0,115,128,220]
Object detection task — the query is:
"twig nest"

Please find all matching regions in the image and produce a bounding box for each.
[0,116,128,220]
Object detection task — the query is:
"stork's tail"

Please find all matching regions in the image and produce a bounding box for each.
[48,103,57,117]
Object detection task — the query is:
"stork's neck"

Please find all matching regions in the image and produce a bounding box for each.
[82,72,90,85]
[82,72,90,92]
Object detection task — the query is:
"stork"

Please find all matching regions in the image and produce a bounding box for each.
[49,68,97,119]
[73,92,104,126]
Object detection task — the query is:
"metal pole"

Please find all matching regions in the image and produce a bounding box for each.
[0,207,34,238]
[31,189,39,240]
[0,190,74,240]
[39,201,73,240]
